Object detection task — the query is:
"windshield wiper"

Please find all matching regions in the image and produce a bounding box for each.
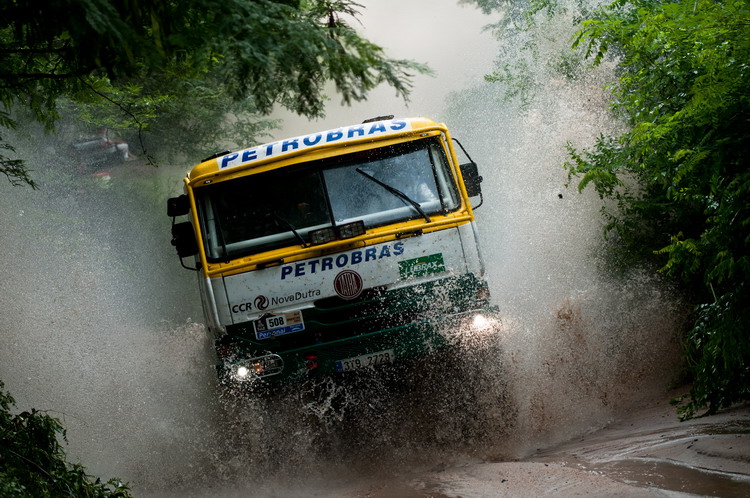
[271,212,307,247]
[355,168,431,223]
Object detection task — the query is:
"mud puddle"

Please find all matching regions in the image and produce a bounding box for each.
[581,457,750,497]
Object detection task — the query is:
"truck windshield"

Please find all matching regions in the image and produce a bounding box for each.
[197,137,460,261]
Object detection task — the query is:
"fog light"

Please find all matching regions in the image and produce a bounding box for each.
[337,220,366,239]
[310,221,366,245]
[310,226,336,245]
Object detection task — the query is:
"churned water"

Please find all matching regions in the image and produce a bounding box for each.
[0,1,686,495]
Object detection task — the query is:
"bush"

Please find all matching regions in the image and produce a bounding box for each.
[0,380,132,497]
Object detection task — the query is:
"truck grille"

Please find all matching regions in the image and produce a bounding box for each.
[225,274,486,351]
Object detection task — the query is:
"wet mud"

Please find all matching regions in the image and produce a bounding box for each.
[402,400,750,498]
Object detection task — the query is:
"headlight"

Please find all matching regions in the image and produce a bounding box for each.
[229,353,284,382]
[471,314,492,331]
[463,312,501,336]
[449,311,503,349]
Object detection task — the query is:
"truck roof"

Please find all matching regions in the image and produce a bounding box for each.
[186,116,444,185]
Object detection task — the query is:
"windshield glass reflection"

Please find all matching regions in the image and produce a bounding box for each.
[197,137,460,262]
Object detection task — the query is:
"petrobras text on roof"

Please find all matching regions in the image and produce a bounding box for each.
[217,118,413,170]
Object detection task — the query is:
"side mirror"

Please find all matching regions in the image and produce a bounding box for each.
[171,222,198,258]
[460,162,483,197]
[167,194,190,217]
[452,137,484,209]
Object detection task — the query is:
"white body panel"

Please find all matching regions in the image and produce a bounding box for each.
[203,225,483,328]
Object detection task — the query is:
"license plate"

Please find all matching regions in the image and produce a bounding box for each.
[335,349,395,373]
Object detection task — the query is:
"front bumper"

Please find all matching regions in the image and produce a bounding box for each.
[217,306,500,386]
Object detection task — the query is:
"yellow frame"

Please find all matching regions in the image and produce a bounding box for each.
[182,118,477,278]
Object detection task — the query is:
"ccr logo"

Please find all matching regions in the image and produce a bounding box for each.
[254,295,269,310]
[231,302,253,314]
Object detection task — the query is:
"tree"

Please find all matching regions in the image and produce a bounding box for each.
[54,71,280,164]
[0,380,132,497]
[0,0,427,183]
[567,0,750,418]
[465,0,749,417]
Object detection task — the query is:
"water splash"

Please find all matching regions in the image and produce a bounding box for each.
[0,1,687,495]
[442,2,686,458]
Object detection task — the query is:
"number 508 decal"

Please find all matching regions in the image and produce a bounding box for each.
[253,311,305,340]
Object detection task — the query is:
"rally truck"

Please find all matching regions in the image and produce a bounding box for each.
[168,116,496,387]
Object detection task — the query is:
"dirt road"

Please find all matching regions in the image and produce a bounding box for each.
[367,399,750,497]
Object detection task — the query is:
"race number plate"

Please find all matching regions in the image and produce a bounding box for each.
[335,349,395,373]
[253,311,304,340]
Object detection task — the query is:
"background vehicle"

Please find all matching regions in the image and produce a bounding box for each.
[69,127,132,169]
[168,116,496,387]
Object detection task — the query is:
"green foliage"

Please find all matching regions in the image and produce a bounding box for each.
[568,0,750,417]
[1,0,428,182]
[1,134,38,188]
[56,73,278,163]
[0,380,132,497]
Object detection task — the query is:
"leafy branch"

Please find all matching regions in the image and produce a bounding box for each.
[0,380,132,497]
[566,0,750,418]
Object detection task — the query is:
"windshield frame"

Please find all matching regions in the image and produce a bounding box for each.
[195,136,461,263]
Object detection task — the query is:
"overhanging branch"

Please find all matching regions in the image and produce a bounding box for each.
[77,77,156,165]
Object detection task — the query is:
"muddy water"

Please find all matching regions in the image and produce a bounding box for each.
[588,459,748,496]
[529,403,750,497]
[0,0,702,496]
[0,164,220,486]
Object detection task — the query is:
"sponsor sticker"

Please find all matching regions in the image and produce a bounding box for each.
[254,295,269,310]
[280,241,404,280]
[398,253,446,279]
[218,119,412,170]
[253,311,305,340]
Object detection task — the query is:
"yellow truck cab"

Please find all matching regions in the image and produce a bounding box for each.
[168,116,496,386]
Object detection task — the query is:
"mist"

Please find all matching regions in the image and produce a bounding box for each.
[0,0,686,495]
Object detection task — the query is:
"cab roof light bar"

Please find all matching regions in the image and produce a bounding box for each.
[310,220,366,246]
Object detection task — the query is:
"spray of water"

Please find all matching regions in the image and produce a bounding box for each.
[0,1,686,495]
[443,3,686,457]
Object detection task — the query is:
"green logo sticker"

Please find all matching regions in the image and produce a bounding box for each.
[399,253,446,279]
